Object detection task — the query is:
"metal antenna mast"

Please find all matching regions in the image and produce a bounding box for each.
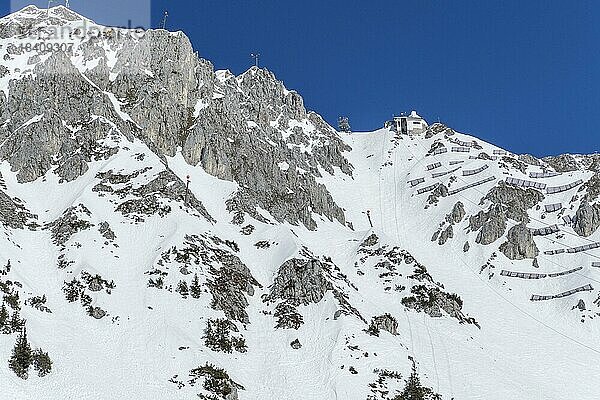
[250,53,260,67]
[161,11,168,30]
[184,175,191,206]
[47,0,55,17]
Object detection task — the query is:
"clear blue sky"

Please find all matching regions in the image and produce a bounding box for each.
[4,1,600,156]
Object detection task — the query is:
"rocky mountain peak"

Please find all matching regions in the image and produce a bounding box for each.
[0,5,92,39]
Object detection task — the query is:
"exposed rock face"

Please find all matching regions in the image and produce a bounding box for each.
[88,278,104,292]
[0,51,131,183]
[189,364,244,400]
[499,223,539,260]
[500,157,527,174]
[371,314,398,335]
[361,233,379,247]
[263,255,365,329]
[0,189,37,229]
[184,67,353,230]
[582,173,600,203]
[446,202,465,224]
[470,181,544,245]
[266,258,332,306]
[463,241,470,252]
[98,222,116,240]
[152,235,260,324]
[88,306,106,319]
[573,201,600,237]
[47,204,93,246]
[438,225,454,245]
[483,181,544,223]
[427,141,446,155]
[427,183,448,205]
[470,204,507,245]
[542,154,578,172]
[518,154,541,166]
[0,12,351,231]
[401,285,477,326]
[425,123,454,138]
[587,156,600,172]
[94,168,213,222]
[208,253,260,324]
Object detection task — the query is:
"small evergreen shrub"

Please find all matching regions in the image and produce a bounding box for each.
[8,328,32,379]
[203,318,247,353]
[176,280,189,298]
[148,277,164,289]
[63,279,85,302]
[189,363,244,399]
[190,274,202,299]
[393,360,441,400]
[32,349,52,377]
[9,310,25,333]
[0,303,8,331]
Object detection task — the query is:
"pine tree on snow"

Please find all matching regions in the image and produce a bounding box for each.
[176,280,189,298]
[32,349,53,377]
[0,303,8,331]
[8,327,32,379]
[9,310,24,333]
[395,360,441,400]
[190,274,202,299]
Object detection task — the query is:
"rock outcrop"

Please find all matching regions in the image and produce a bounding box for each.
[499,223,539,260]
[518,154,541,166]
[266,258,332,306]
[0,189,37,229]
[573,201,600,237]
[446,202,465,224]
[0,9,352,231]
[401,285,477,326]
[542,154,578,172]
[152,235,260,324]
[470,181,544,245]
[94,168,213,222]
[470,204,507,245]
[438,225,454,245]
[483,181,544,223]
[47,204,93,246]
[582,173,600,203]
[369,314,398,336]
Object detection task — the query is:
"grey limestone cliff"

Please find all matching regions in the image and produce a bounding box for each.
[0,8,352,232]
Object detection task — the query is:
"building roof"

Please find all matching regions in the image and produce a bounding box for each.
[393,110,425,122]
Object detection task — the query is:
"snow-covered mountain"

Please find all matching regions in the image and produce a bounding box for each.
[2,5,600,400]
